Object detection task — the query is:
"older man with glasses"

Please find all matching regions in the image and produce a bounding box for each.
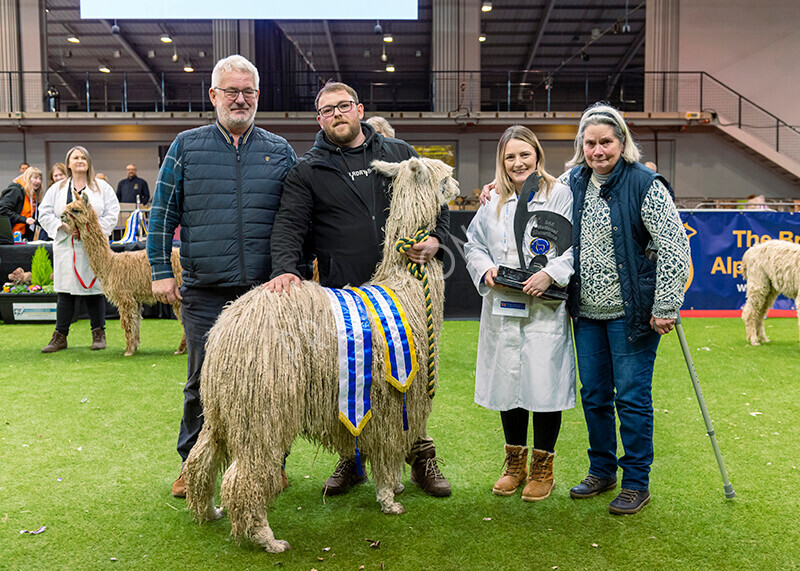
[148,54,297,498]
[266,80,452,498]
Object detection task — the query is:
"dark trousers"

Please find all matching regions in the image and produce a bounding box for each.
[55,292,105,334]
[177,285,251,462]
[500,408,562,452]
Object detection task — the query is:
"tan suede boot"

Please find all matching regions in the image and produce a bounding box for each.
[522,448,555,501]
[492,445,529,496]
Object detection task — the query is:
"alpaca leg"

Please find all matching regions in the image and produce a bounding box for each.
[172,302,187,355]
[130,304,143,354]
[185,426,225,522]
[742,278,770,345]
[373,458,406,515]
[756,289,779,344]
[221,457,289,552]
[796,296,800,347]
[117,302,138,356]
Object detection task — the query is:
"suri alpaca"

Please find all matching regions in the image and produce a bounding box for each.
[184,157,459,553]
[741,239,800,346]
[61,192,186,356]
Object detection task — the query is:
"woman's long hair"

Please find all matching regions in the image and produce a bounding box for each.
[65,146,99,192]
[494,125,557,217]
[48,162,67,188]
[565,102,641,170]
[15,166,43,201]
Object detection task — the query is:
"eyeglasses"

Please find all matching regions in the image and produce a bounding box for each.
[318,100,357,118]
[213,87,258,101]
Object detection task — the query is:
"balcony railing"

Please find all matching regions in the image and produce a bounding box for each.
[1,69,798,166]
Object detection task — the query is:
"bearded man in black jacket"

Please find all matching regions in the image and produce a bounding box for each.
[267,81,451,498]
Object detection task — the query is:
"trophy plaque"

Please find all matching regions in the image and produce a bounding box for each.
[494,175,572,300]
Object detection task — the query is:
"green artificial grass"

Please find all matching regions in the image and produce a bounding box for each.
[1,317,799,569]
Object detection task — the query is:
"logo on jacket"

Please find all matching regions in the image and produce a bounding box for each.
[265,156,270,162]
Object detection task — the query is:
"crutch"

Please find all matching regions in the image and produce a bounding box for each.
[674,313,736,499]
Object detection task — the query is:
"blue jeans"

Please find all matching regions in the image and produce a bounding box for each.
[573,317,660,491]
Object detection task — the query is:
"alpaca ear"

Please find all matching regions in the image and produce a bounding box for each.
[81,190,90,206]
[371,159,404,179]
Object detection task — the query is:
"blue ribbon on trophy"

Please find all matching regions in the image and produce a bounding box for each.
[494,174,572,300]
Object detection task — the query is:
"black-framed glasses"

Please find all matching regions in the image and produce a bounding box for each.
[318,100,356,118]
[213,87,258,101]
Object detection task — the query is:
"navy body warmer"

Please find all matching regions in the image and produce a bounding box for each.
[179,124,294,287]
[568,160,670,342]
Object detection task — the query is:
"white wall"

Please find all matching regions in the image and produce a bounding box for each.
[679,0,800,125]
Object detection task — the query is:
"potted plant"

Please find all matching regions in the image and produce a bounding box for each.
[0,246,58,323]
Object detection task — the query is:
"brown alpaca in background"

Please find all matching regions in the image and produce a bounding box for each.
[184,157,459,553]
[741,239,800,346]
[61,192,186,356]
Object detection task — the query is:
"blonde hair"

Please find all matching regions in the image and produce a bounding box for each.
[65,146,99,192]
[566,102,641,170]
[494,125,556,217]
[366,116,395,138]
[48,162,67,187]
[15,167,43,200]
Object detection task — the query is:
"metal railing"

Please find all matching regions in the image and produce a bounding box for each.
[1,69,798,165]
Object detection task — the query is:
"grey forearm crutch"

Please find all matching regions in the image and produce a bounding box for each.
[674,313,736,498]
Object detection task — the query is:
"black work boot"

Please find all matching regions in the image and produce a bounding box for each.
[609,488,651,514]
[322,458,367,496]
[569,474,618,498]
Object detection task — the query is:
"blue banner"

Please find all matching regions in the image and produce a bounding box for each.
[680,211,800,312]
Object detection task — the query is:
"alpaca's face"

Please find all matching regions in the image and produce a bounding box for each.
[60,195,94,229]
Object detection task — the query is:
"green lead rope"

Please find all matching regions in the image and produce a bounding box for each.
[395,227,436,399]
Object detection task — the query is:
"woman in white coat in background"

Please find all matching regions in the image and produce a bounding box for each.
[38,146,120,353]
[464,125,576,501]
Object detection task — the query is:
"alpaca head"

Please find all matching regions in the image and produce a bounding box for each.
[61,190,98,233]
[371,157,459,239]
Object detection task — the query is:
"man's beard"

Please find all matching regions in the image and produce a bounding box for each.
[325,119,361,147]
[217,105,255,132]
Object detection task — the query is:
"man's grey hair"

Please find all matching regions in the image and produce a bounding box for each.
[211,54,260,89]
[566,102,641,169]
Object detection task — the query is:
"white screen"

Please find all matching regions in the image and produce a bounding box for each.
[80,1,418,19]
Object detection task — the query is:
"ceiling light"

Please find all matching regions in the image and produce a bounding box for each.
[415,50,422,57]
[385,63,395,72]
[67,34,80,44]
[172,46,178,62]
[481,1,492,12]
[383,33,393,43]
[160,33,173,44]
[478,34,486,42]
[113,50,121,58]
[98,64,111,73]
[183,61,194,72]
[147,50,156,58]
[374,20,382,35]
[363,48,371,58]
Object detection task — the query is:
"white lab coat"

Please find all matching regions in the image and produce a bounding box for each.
[38,178,120,295]
[464,181,576,412]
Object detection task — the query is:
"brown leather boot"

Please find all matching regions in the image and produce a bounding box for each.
[492,445,529,496]
[409,444,451,497]
[522,448,555,501]
[90,328,106,350]
[41,330,67,353]
[322,458,367,496]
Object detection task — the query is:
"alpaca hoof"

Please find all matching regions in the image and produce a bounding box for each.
[749,340,760,346]
[124,350,135,357]
[381,502,406,515]
[210,507,224,520]
[394,482,405,495]
[264,540,291,553]
[174,349,187,355]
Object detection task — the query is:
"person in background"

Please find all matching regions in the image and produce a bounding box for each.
[643,161,658,172]
[562,103,690,515]
[147,54,296,498]
[116,163,150,205]
[19,162,29,174]
[267,80,452,498]
[464,125,575,501]
[96,173,107,182]
[38,146,120,353]
[37,163,68,241]
[0,166,43,242]
[366,115,396,138]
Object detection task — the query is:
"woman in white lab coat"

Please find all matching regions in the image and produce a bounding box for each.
[464,125,575,501]
[38,146,120,353]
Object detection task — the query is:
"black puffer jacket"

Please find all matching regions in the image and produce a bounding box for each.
[270,122,450,288]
